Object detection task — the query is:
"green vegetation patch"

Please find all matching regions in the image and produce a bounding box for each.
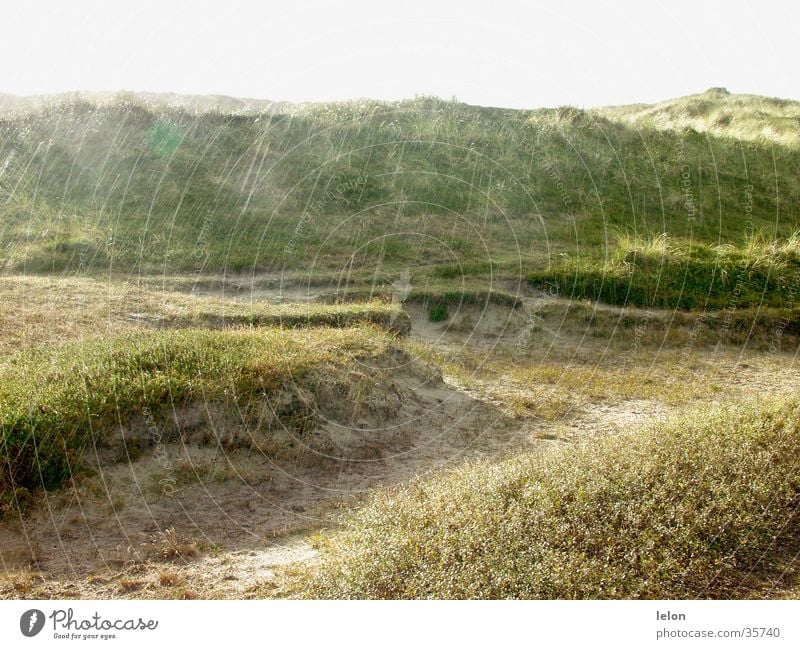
[529,234,800,310]
[192,301,410,335]
[299,398,800,598]
[0,326,391,512]
[427,303,449,322]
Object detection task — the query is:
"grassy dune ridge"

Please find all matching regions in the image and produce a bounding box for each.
[0,275,409,353]
[1,90,799,287]
[0,326,393,511]
[299,398,800,599]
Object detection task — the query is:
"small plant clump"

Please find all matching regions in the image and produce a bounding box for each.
[428,303,450,322]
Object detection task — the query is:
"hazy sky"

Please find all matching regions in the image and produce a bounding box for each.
[1,0,797,109]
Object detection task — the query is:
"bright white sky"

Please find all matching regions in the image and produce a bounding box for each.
[1,0,797,109]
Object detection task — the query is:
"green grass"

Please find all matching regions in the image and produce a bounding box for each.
[0,326,392,512]
[427,303,449,322]
[298,398,800,598]
[190,300,410,334]
[2,90,799,288]
[529,232,800,309]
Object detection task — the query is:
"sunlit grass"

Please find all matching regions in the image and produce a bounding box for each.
[0,275,407,354]
[529,232,800,309]
[597,88,800,148]
[297,398,800,598]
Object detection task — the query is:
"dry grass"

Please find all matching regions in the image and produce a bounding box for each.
[151,529,202,561]
[406,333,730,423]
[298,398,800,599]
[118,578,146,593]
[0,275,407,355]
[595,88,800,147]
[158,571,182,587]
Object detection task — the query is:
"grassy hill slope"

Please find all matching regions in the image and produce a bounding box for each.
[1,89,798,306]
